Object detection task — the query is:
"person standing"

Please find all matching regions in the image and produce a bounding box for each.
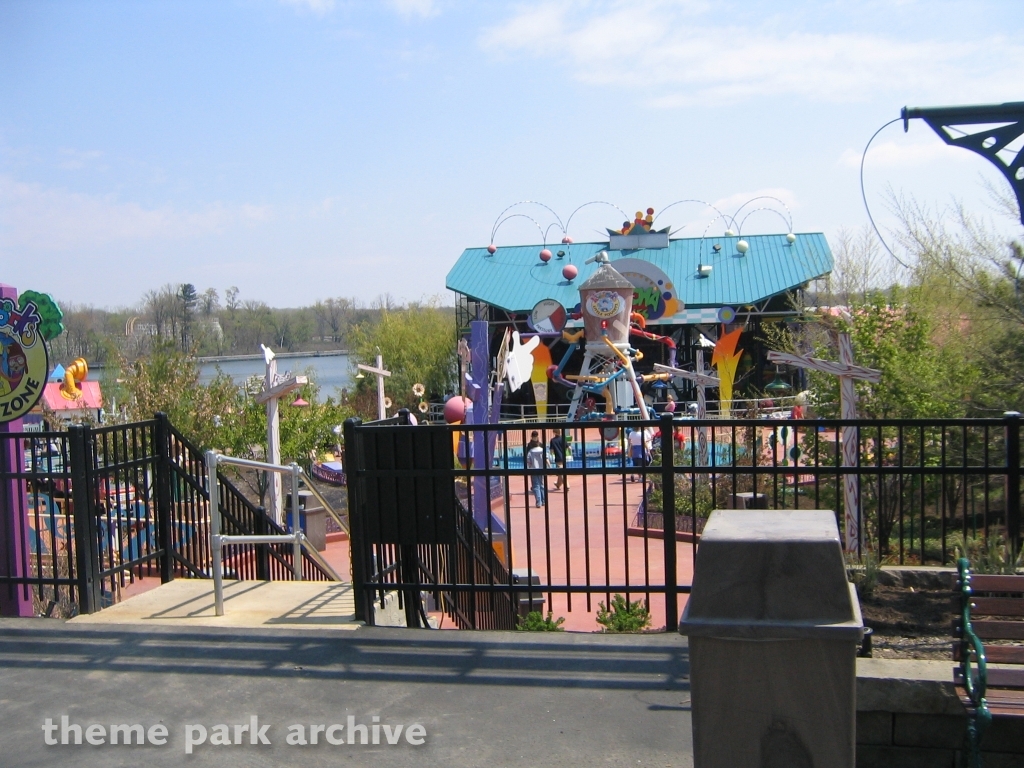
[551,431,570,491]
[628,426,644,482]
[526,431,546,507]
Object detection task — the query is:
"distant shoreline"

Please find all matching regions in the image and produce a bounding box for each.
[197,350,349,363]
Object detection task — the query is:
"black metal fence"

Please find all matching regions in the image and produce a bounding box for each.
[0,413,331,618]
[344,412,1023,632]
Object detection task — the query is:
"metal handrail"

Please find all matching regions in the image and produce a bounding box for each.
[957,558,992,768]
[206,451,340,616]
[299,473,349,534]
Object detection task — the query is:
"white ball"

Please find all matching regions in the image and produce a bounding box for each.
[724,229,736,237]
[736,240,749,254]
[786,232,797,244]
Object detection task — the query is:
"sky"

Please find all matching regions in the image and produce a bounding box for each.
[1,0,1022,310]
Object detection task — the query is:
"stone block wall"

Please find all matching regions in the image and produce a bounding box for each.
[857,658,1024,768]
[857,710,1024,767]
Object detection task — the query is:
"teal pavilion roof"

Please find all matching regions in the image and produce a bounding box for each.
[446,233,833,323]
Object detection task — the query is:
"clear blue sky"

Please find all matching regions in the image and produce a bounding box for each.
[2,0,1022,309]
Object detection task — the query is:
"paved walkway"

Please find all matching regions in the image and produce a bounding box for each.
[70,580,358,631]
[503,472,695,632]
[0,619,693,767]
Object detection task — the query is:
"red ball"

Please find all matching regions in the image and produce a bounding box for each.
[443,396,472,424]
[487,244,497,254]
[562,264,578,280]
[561,236,573,244]
[540,249,552,262]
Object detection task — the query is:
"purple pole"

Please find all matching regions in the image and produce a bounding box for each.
[469,320,491,529]
[0,283,33,616]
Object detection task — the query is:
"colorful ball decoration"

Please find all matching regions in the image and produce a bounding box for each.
[561,236,573,244]
[487,244,497,254]
[540,249,552,262]
[562,264,578,281]
[443,395,472,424]
[717,306,737,323]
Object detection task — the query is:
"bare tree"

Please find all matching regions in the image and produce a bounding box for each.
[822,226,901,306]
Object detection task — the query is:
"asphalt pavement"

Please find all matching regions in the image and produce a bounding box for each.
[0,619,693,767]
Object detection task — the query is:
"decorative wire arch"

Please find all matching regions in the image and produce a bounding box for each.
[488,213,549,252]
[653,199,737,233]
[737,207,793,236]
[731,196,794,233]
[490,201,565,244]
[563,201,630,240]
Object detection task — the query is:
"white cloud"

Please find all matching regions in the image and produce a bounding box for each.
[479,1,1024,106]
[0,176,272,252]
[837,139,969,169]
[57,148,105,171]
[386,0,438,19]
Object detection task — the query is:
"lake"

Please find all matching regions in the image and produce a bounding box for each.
[198,353,353,395]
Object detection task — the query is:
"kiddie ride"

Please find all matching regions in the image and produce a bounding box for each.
[546,252,675,425]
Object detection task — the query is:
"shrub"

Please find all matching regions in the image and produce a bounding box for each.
[518,611,565,631]
[951,533,1023,575]
[850,552,881,600]
[596,594,651,632]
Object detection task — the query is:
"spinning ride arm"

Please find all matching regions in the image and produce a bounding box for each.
[629,313,677,368]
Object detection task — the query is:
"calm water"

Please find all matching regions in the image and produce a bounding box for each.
[198,353,353,395]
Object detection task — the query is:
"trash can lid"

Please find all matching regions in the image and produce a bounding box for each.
[679,510,863,640]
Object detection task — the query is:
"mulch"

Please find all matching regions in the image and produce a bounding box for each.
[860,584,953,659]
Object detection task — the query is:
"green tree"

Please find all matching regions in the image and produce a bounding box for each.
[212,374,353,505]
[178,283,198,351]
[121,340,237,449]
[349,298,456,418]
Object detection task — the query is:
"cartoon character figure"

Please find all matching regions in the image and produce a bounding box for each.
[0,334,27,396]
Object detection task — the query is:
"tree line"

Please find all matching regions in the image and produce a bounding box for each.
[49,287,414,365]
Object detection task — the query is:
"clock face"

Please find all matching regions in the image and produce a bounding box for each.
[530,299,567,334]
[585,290,623,320]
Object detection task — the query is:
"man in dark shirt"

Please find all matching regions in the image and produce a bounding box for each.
[550,431,569,491]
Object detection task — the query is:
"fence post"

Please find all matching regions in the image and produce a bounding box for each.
[343,417,371,624]
[255,507,270,581]
[154,413,174,583]
[68,425,101,614]
[661,413,678,632]
[1006,411,1021,556]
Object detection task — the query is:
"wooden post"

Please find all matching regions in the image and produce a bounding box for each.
[356,354,392,421]
[256,345,308,524]
[768,333,881,553]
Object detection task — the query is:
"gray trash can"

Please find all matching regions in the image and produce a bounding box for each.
[679,510,863,768]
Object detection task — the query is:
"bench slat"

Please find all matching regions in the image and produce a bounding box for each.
[967,575,1024,594]
[955,668,1024,689]
[953,644,1024,664]
[968,597,1024,617]
[973,620,1024,640]
[953,620,1024,640]
[957,686,1024,714]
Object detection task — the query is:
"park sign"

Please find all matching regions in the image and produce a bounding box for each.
[0,292,64,424]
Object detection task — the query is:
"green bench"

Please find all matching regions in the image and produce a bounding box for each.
[954,560,1024,765]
